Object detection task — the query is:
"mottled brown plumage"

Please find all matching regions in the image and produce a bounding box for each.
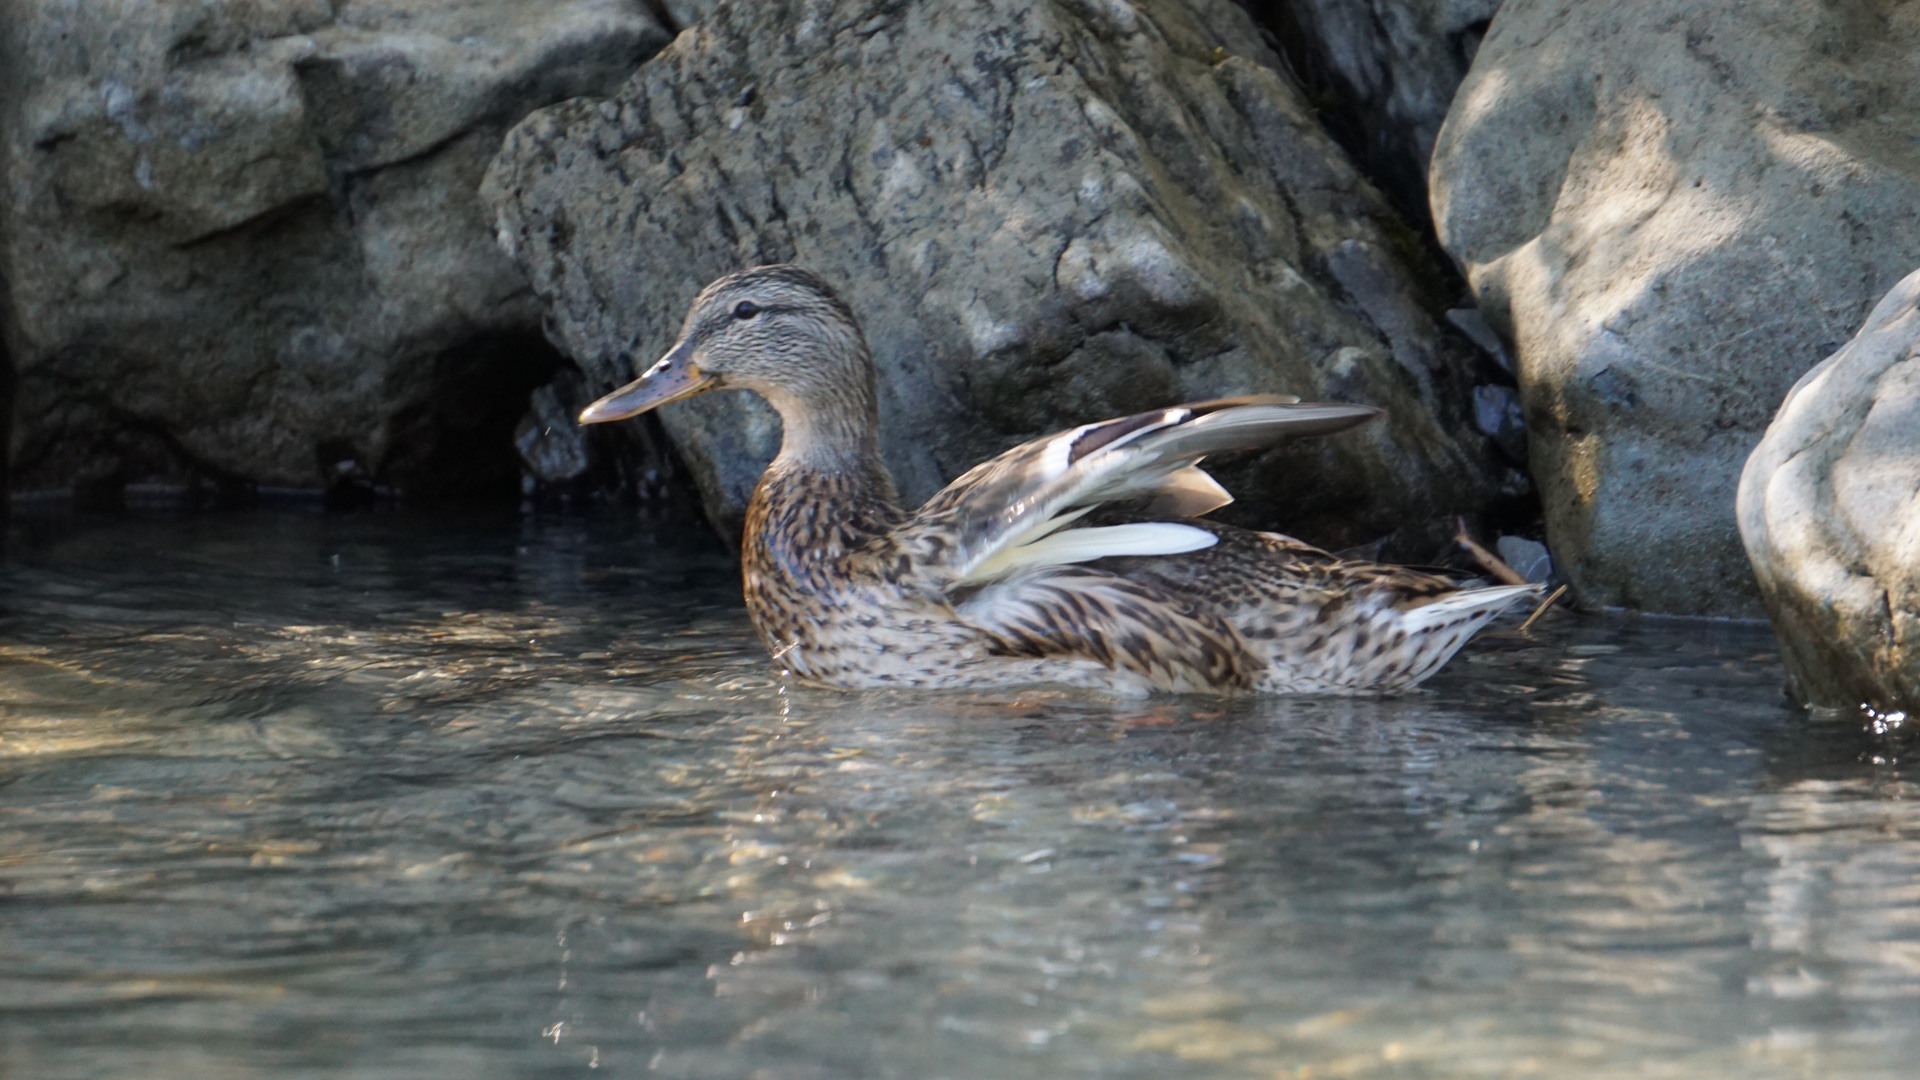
[579,265,1542,695]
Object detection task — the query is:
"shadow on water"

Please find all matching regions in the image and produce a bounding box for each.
[1,510,1916,1078]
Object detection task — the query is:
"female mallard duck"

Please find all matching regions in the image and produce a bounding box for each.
[580,265,1540,695]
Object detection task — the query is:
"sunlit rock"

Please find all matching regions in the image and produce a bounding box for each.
[484,0,1508,547]
[1739,268,1920,713]
[1432,0,1920,615]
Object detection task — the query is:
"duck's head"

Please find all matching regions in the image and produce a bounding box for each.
[577,265,875,428]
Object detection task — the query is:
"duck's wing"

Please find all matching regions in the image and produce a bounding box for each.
[904,396,1381,590]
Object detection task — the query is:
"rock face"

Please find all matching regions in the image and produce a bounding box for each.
[1739,269,1920,713]
[1431,0,1920,616]
[484,0,1511,546]
[0,1,673,499]
[1268,0,1502,219]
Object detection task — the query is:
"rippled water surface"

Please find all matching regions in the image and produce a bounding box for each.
[4,510,1919,1079]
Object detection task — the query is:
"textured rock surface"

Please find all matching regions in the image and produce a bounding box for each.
[485,0,1510,545]
[1739,268,1920,713]
[1268,0,1502,218]
[1432,0,1920,616]
[0,1,671,498]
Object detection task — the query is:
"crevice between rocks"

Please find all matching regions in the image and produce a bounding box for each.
[641,0,684,36]
[367,326,705,520]
[1228,0,1544,565]
[1230,0,1468,308]
[380,329,567,503]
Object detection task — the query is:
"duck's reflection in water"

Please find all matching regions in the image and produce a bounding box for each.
[534,623,1915,1078]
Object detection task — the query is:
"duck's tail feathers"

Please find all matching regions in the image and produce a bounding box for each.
[1401,584,1544,633]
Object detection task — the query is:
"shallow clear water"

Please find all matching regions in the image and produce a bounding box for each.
[2,510,1918,1079]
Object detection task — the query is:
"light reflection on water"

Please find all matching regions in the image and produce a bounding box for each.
[2,510,1917,1079]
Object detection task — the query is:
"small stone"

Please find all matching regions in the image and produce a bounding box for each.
[515,383,592,484]
[1472,383,1527,462]
[1446,307,1513,373]
[1495,535,1554,585]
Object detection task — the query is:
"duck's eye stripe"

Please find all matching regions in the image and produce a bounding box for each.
[734,301,761,320]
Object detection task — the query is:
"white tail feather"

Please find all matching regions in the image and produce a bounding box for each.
[1401,584,1541,632]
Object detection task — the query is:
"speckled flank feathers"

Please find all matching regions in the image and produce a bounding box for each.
[580,265,1544,695]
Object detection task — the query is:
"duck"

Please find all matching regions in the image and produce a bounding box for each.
[578,264,1541,695]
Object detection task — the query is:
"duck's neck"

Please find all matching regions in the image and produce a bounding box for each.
[766,387,887,480]
[751,380,902,549]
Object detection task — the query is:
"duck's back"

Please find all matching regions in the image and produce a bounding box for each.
[952,522,1538,695]
[1090,524,1536,693]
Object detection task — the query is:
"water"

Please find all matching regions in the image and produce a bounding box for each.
[3,510,1917,1079]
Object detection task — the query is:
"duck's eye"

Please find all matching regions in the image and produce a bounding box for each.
[732,301,761,320]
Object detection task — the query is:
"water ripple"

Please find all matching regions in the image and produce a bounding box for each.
[1,510,1915,1078]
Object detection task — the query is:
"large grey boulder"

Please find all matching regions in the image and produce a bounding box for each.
[1431,0,1920,616]
[484,0,1511,546]
[0,1,671,499]
[1739,268,1920,713]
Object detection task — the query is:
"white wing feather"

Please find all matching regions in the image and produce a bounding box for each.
[951,522,1219,587]
[909,398,1381,592]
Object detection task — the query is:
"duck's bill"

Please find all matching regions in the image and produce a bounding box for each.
[577,344,715,424]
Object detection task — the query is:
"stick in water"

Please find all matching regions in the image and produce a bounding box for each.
[1518,585,1570,633]
[1453,517,1529,587]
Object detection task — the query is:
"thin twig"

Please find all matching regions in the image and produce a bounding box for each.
[1453,516,1529,587]
[1517,584,1570,633]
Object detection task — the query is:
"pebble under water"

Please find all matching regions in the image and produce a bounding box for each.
[2,509,1917,1079]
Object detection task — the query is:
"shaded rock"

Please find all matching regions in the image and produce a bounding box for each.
[484,0,1506,548]
[514,367,695,509]
[1262,0,1502,219]
[1432,0,1920,616]
[1739,268,1920,714]
[1445,305,1511,373]
[517,382,593,487]
[0,1,672,499]
[1472,383,1526,463]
